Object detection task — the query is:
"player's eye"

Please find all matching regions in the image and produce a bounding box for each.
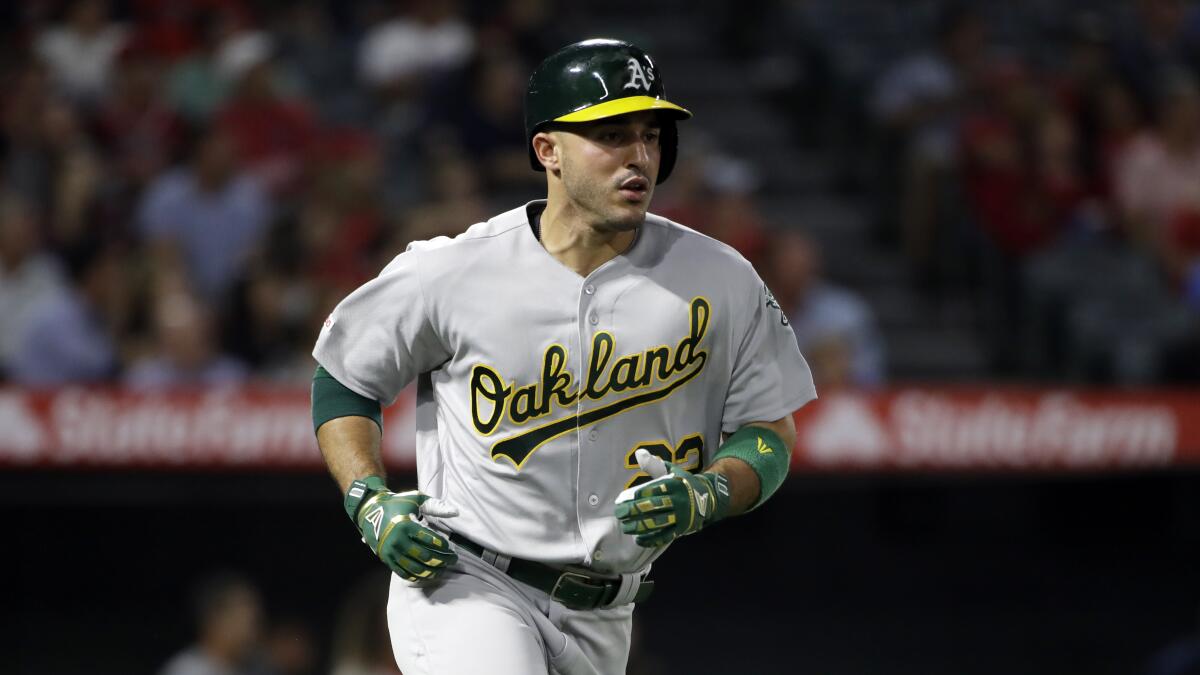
[643,131,660,144]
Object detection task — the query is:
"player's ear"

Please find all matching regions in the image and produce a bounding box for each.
[532,131,561,174]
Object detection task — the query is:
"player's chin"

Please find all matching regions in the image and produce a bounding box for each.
[606,209,645,232]
[610,197,650,227]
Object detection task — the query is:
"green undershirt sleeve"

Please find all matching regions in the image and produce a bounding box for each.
[311,366,383,434]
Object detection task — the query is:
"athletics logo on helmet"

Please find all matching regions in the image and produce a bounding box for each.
[624,57,654,91]
[524,39,692,184]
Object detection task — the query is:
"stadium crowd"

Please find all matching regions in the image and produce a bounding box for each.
[858,0,1200,382]
[0,0,1198,392]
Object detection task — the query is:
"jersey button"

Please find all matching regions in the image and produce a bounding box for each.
[588,494,599,506]
[594,549,604,561]
[584,284,595,295]
[588,312,598,325]
[588,429,598,441]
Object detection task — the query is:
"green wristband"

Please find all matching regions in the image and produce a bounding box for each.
[344,475,389,522]
[712,426,791,509]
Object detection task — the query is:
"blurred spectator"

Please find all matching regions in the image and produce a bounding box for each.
[1050,11,1116,117]
[360,1,477,212]
[273,1,364,125]
[871,3,987,286]
[695,156,770,265]
[358,0,474,91]
[124,289,247,390]
[34,0,128,106]
[961,70,1089,372]
[0,64,107,248]
[397,153,488,246]
[214,31,317,194]
[43,96,107,248]
[872,3,985,161]
[223,261,318,384]
[657,152,769,264]
[302,130,389,288]
[92,40,185,194]
[2,60,55,212]
[1022,228,1195,382]
[1114,69,1200,278]
[425,43,534,192]
[262,617,317,675]
[475,0,566,69]
[765,230,885,389]
[126,0,204,61]
[1078,77,1144,203]
[330,572,400,675]
[223,132,387,383]
[962,62,1073,257]
[166,7,243,124]
[137,126,272,303]
[0,193,65,372]
[160,571,267,675]
[7,237,126,385]
[1114,0,1200,109]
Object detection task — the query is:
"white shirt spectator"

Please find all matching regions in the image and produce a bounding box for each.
[359,16,474,87]
[0,254,65,368]
[137,169,272,302]
[1114,133,1200,235]
[871,51,962,165]
[9,287,116,385]
[788,283,886,387]
[36,23,128,104]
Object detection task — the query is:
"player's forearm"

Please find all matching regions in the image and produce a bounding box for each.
[707,456,760,515]
[706,416,796,515]
[317,416,386,493]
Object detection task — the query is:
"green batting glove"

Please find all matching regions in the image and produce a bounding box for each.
[613,449,732,548]
[344,476,460,582]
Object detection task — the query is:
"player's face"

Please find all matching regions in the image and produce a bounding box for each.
[557,111,662,232]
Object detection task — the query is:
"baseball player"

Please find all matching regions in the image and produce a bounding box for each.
[312,39,815,675]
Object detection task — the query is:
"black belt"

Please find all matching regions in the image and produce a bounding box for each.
[449,533,654,611]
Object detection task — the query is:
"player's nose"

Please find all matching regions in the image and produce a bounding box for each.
[626,138,651,173]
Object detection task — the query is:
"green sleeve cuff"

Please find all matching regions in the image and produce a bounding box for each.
[312,366,383,434]
[712,425,791,509]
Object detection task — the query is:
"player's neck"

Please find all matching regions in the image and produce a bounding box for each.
[538,198,637,278]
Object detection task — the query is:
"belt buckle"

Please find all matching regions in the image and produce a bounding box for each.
[550,568,603,610]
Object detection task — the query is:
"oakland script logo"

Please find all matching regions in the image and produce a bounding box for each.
[471,297,711,469]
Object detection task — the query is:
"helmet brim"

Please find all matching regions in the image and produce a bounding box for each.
[552,95,692,123]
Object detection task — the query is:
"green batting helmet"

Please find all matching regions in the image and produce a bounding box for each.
[525,39,692,184]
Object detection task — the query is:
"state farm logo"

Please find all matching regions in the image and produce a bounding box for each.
[0,392,45,460]
[803,394,887,464]
[798,391,1179,469]
[890,391,1177,468]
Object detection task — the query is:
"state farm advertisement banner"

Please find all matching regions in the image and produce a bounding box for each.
[0,387,418,470]
[794,389,1200,471]
[0,386,1198,471]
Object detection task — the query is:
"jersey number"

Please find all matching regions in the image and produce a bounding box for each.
[624,434,704,489]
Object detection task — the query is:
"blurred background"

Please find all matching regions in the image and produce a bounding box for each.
[2,0,1200,673]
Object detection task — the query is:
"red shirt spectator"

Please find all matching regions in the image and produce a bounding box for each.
[215,32,316,194]
[962,67,1085,257]
[92,41,184,188]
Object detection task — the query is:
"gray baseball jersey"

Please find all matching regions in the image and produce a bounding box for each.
[313,200,815,575]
